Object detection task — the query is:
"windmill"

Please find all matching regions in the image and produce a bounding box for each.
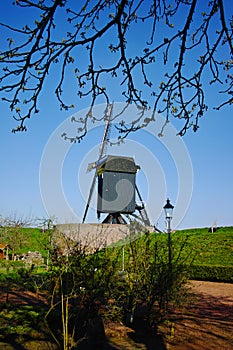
[82,103,151,226]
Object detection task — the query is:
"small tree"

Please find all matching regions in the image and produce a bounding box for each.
[0,213,34,259]
[115,223,194,328]
[44,231,120,349]
[36,216,56,269]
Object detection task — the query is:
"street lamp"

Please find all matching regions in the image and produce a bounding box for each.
[163,198,174,232]
[163,198,174,269]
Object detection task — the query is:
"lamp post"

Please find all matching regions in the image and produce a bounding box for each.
[163,199,174,270]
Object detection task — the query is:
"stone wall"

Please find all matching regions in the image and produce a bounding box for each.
[53,223,154,253]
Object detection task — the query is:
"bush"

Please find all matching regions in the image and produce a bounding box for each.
[188,264,233,282]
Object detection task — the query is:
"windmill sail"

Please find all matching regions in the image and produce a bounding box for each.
[82,103,113,223]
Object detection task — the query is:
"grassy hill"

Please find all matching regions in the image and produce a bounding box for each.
[0,225,232,280]
[174,226,233,267]
[0,227,50,258]
[0,225,232,264]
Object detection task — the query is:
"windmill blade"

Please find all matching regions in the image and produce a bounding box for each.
[82,103,114,223]
[82,172,97,223]
[98,103,113,159]
[87,156,108,173]
[87,162,96,173]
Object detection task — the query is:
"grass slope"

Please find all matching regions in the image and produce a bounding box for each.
[0,226,232,267]
[0,227,50,258]
[175,226,233,267]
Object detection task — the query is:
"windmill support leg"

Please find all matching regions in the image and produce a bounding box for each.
[135,185,151,226]
[102,212,127,224]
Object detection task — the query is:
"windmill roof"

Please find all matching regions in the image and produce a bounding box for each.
[101,155,140,173]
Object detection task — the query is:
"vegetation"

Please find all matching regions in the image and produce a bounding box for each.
[0,226,50,258]
[174,226,233,267]
[0,1,232,137]
[120,226,233,282]
[0,225,232,272]
[0,303,51,349]
[188,265,233,282]
[0,225,232,349]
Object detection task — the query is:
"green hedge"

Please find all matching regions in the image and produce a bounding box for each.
[188,264,233,283]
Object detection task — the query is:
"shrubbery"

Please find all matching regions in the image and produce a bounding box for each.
[188,264,233,282]
[0,225,232,349]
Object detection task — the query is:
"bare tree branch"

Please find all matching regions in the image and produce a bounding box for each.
[0,0,232,137]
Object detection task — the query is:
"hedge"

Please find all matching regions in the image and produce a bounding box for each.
[187,264,233,283]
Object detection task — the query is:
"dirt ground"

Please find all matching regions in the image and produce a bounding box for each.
[161,281,233,350]
[105,281,233,350]
[0,281,233,349]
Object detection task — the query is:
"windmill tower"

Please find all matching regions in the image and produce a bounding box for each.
[82,103,151,226]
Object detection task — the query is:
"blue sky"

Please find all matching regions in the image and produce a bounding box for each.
[0,1,232,230]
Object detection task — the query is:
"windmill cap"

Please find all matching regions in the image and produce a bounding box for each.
[100,155,140,173]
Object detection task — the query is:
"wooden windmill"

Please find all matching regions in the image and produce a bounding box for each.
[82,103,151,226]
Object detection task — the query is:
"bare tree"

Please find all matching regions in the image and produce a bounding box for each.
[2,212,34,228]
[0,212,34,259]
[0,0,232,138]
[36,216,56,232]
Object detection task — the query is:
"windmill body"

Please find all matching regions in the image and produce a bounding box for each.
[97,155,140,223]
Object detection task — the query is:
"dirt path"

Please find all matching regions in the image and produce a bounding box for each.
[190,280,233,298]
[162,281,233,350]
[105,281,233,350]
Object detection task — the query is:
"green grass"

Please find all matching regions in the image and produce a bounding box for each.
[0,225,232,271]
[112,226,233,282]
[0,227,51,258]
[126,226,232,268]
[174,226,233,267]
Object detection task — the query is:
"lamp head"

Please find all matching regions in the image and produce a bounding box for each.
[163,198,174,219]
